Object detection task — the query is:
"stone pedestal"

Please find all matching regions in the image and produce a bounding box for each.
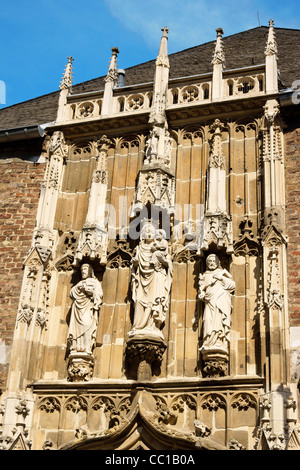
[125,338,166,381]
[67,353,94,382]
[201,349,228,377]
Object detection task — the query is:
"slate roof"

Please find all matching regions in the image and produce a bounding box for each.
[0,26,299,130]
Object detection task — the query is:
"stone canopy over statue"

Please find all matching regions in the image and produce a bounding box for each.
[198,254,235,376]
[129,221,173,342]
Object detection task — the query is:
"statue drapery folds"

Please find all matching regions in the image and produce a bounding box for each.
[129,222,173,341]
[68,263,103,355]
[199,254,235,355]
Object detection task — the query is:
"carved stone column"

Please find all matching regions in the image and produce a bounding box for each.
[73,136,111,267]
[199,119,233,254]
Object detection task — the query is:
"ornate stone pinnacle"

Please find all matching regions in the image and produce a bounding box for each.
[59,56,74,90]
[212,27,225,65]
[105,47,119,83]
[265,19,277,56]
[156,26,169,67]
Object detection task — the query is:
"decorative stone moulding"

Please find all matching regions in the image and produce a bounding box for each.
[106,238,132,269]
[200,212,233,254]
[168,82,211,106]
[126,93,145,111]
[224,74,265,98]
[73,224,108,267]
[233,217,260,257]
[131,169,175,217]
[78,101,95,118]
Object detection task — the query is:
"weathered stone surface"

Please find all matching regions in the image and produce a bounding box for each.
[0,22,299,451]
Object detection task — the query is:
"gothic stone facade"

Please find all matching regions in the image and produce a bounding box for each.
[0,23,300,451]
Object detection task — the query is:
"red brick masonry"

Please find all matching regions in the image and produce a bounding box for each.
[0,159,45,386]
[285,119,300,327]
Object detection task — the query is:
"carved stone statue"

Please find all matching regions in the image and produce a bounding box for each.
[129,223,173,341]
[199,254,235,356]
[68,263,103,355]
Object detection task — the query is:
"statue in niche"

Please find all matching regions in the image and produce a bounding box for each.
[144,128,159,164]
[68,263,103,355]
[198,254,235,355]
[129,223,173,341]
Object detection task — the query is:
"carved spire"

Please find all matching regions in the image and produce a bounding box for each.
[211,28,225,101]
[105,47,119,84]
[212,28,225,66]
[209,119,225,169]
[102,47,119,116]
[156,26,169,67]
[265,20,278,94]
[59,56,74,90]
[265,19,277,56]
[149,26,170,126]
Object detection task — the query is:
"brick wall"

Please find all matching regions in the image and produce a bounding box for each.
[0,158,45,387]
[285,117,300,327]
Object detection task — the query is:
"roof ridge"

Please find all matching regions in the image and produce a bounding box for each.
[72,24,300,88]
[1,25,300,113]
[69,26,268,88]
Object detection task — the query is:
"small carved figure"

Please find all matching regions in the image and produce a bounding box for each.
[129,223,173,341]
[151,229,172,269]
[199,254,235,354]
[68,263,103,355]
[144,129,159,164]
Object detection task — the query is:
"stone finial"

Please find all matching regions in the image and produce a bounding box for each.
[59,56,74,90]
[212,27,225,65]
[105,47,119,84]
[265,19,277,56]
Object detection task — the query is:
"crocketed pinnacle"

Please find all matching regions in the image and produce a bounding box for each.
[59,56,74,91]
[105,47,119,83]
[156,26,169,67]
[212,28,225,66]
[265,19,277,56]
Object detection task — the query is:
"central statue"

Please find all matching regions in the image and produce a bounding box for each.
[129,222,173,341]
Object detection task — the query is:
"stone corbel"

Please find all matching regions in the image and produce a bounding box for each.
[125,338,167,381]
[67,353,94,382]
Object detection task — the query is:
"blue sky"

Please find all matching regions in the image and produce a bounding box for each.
[1,0,300,109]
